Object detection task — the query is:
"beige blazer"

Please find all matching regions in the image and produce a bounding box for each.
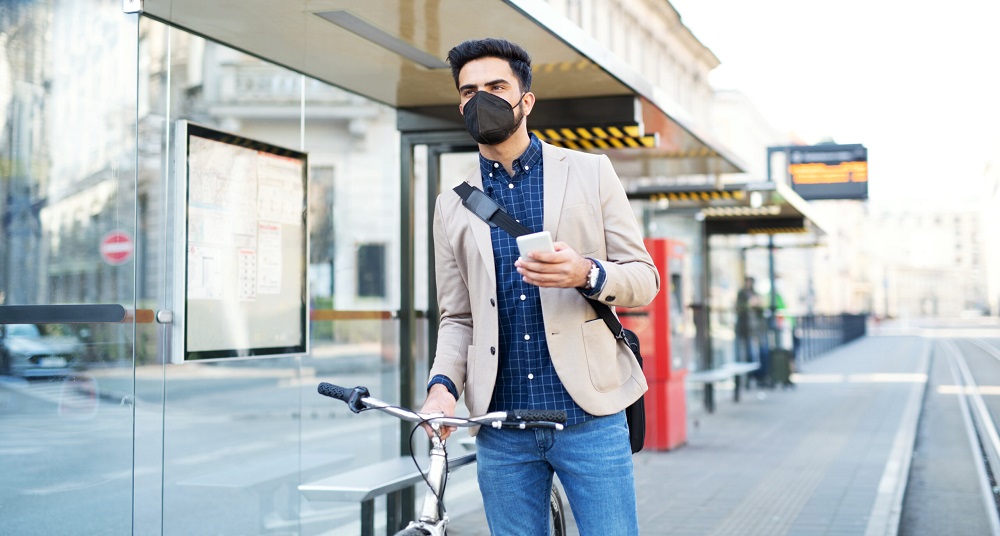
[429,142,659,426]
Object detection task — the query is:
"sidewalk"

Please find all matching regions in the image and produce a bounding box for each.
[448,333,930,535]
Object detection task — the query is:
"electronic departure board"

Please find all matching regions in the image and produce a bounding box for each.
[787,144,868,200]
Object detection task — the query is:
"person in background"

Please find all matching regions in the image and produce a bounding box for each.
[735,276,762,364]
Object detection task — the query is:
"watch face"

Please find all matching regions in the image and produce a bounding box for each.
[588,264,599,289]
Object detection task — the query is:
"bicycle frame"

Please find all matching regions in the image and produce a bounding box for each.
[400,425,450,535]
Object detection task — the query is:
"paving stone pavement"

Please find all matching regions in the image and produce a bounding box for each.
[447,333,931,535]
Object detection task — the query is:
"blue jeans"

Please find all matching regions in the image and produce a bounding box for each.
[475,411,639,535]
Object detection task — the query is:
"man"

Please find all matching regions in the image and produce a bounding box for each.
[735,276,761,363]
[420,38,658,535]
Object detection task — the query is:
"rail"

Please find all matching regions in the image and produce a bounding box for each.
[794,313,867,362]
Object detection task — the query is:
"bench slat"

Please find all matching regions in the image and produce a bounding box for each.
[299,453,477,502]
[687,362,760,383]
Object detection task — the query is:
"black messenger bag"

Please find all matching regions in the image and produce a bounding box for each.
[453,182,646,453]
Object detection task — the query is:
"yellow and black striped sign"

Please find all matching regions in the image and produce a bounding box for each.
[748,227,808,235]
[656,147,718,158]
[644,190,746,202]
[532,60,599,74]
[531,126,657,150]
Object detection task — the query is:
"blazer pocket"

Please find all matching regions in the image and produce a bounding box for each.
[558,204,599,255]
[581,319,631,392]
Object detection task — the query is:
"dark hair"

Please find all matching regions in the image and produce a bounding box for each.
[446,38,532,93]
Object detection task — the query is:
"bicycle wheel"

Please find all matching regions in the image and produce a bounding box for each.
[550,484,567,536]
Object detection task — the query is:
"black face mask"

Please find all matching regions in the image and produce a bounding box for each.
[462,91,526,145]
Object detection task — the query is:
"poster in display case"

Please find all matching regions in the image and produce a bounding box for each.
[172,121,308,362]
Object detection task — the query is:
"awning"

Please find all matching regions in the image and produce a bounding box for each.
[627,180,829,237]
[142,0,744,174]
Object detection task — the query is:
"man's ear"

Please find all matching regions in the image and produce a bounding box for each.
[521,92,536,115]
[458,101,465,116]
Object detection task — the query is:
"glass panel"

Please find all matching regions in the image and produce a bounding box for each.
[128,17,405,533]
[0,1,138,534]
[299,62,403,533]
[709,235,744,369]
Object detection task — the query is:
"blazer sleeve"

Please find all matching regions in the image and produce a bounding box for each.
[427,194,472,395]
[588,153,660,307]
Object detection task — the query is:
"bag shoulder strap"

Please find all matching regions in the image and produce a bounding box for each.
[452,183,626,339]
[453,182,532,237]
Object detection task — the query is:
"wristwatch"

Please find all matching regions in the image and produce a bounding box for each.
[583,259,600,291]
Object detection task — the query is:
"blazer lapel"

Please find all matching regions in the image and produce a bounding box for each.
[539,142,571,329]
[461,168,497,287]
[542,142,569,237]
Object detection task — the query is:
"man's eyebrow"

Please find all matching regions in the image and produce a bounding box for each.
[458,79,511,92]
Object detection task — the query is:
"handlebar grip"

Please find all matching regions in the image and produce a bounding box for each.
[317,382,369,413]
[317,382,352,402]
[509,409,567,424]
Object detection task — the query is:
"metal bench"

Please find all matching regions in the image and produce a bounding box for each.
[299,452,477,536]
[687,361,761,412]
[178,450,352,533]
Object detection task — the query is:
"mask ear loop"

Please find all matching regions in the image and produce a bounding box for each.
[505,91,528,139]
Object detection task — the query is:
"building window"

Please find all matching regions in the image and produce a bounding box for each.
[356,243,386,298]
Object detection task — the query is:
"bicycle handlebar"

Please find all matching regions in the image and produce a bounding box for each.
[317,382,566,430]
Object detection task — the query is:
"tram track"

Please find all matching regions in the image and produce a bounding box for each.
[939,338,1000,535]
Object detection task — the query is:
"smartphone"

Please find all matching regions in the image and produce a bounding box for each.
[516,231,555,258]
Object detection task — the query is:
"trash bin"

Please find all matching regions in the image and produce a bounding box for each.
[770,348,794,387]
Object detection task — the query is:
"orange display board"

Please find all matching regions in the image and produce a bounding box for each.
[790,161,868,184]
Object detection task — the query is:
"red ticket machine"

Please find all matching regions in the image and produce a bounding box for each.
[619,238,690,450]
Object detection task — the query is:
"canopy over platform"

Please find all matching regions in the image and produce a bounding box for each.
[143,0,745,175]
[627,180,829,237]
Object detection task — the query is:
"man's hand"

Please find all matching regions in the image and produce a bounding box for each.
[419,384,459,440]
[515,242,591,288]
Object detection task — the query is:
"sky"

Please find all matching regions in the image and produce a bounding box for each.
[668,0,1000,202]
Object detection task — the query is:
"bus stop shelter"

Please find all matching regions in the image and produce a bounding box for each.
[143,0,747,407]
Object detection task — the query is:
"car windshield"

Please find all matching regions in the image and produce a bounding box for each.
[7,324,41,338]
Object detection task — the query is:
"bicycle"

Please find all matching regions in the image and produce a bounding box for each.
[317,382,569,536]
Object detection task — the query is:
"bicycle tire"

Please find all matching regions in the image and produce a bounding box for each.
[550,484,567,536]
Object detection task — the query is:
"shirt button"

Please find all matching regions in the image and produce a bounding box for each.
[489,172,493,177]
[508,183,514,189]
[524,334,530,341]
[524,165,530,171]
[493,162,499,168]
[528,373,534,380]
[520,294,526,301]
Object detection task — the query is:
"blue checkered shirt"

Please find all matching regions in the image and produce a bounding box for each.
[481,135,591,425]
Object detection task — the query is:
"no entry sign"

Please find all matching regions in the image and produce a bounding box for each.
[100,230,134,265]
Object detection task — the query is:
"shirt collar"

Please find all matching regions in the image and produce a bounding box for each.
[479,133,543,179]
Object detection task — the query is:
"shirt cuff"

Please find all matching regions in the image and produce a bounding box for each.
[428,375,459,400]
[581,258,607,297]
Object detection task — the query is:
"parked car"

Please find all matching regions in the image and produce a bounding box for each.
[0,323,82,378]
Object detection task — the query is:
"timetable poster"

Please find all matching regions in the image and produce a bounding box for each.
[180,124,307,360]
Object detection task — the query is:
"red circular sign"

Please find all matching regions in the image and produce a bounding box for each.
[100,230,134,265]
